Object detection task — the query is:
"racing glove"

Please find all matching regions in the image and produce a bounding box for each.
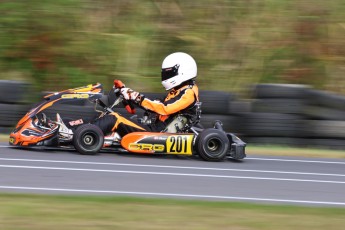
[120,87,145,104]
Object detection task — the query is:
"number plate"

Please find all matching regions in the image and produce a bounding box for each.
[166,135,193,155]
[9,137,15,144]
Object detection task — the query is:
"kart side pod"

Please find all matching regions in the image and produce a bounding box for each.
[120,128,245,162]
[121,132,195,155]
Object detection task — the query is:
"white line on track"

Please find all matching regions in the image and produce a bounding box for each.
[0,185,344,206]
[1,164,345,184]
[0,157,345,178]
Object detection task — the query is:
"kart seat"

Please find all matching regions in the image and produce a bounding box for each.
[163,102,202,133]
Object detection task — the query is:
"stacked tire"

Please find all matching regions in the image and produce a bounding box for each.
[303,89,345,149]
[0,81,32,133]
[242,84,309,146]
[199,91,240,133]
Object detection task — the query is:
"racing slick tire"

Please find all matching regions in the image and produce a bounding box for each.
[73,124,104,155]
[195,128,229,162]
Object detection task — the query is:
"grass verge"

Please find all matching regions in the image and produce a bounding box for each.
[0,194,344,230]
[247,145,345,159]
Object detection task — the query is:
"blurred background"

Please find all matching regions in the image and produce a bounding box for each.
[1,0,345,149]
[1,0,345,94]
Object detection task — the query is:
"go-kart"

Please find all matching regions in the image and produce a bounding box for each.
[9,81,246,162]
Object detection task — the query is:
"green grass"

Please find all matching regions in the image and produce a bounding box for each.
[1,134,9,143]
[247,144,345,159]
[0,194,344,230]
[1,0,345,94]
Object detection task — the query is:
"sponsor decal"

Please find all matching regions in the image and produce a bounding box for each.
[153,136,167,141]
[61,94,89,99]
[69,119,84,126]
[166,135,193,155]
[129,143,165,152]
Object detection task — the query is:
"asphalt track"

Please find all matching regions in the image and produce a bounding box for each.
[0,143,345,207]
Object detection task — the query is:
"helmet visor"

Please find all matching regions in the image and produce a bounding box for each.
[161,64,179,81]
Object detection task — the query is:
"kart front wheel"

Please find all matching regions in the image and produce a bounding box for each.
[195,128,229,162]
[73,124,104,155]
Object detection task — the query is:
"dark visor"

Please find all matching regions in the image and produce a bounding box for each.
[161,64,179,81]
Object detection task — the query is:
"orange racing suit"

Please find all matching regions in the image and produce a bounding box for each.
[92,82,199,136]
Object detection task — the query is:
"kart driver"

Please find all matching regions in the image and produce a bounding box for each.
[92,52,200,137]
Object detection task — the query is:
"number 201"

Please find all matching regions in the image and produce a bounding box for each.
[169,136,188,153]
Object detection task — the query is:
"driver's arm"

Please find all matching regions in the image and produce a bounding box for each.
[140,88,195,115]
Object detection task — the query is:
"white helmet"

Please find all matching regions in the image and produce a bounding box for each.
[161,52,197,90]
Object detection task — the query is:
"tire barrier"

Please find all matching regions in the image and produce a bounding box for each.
[251,99,305,114]
[199,91,235,115]
[252,83,310,99]
[304,120,345,139]
[228,100,252,114]
[0,80,32,104]
[0,81,32,130]
[240,113,305,138]
[306,89,345,110]
[1,81,345,150]
[0,104,31,127]
[303,106,345,121]
[246,84,345,149]
[199,114,239,132]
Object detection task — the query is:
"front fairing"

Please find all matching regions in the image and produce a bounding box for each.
[9,117,59,146]
[15,83,104,128]
[10,83,104,146]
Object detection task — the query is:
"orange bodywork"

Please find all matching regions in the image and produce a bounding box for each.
[9,83,103,146]
[9,118,59,146]
[121,132,195,155]
[9,82,196,156]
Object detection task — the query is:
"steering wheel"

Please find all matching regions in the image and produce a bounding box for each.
[113,80,136,114]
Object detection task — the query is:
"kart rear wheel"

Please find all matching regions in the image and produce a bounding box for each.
[195,128,229,162]
[73,124,104,155]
